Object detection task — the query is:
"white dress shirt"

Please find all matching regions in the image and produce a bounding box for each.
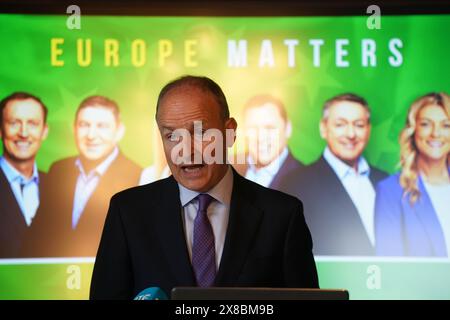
[245,147,289,188]
[323,147,376,246]
[72,147,119,229]
[422,177,450,257]
[0,156,40,226]
[178,165,233,269]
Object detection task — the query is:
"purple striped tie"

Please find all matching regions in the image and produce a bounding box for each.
[192,193,216,287]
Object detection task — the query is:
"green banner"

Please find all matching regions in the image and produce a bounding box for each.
[0,14,449,299]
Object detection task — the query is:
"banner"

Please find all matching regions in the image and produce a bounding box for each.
[0,14,449,299]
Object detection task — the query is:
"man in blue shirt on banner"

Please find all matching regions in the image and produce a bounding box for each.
[26,95,141,257]
[0,92,49,258]
[281,93,387,256]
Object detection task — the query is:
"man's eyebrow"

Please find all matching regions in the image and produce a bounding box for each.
[162,121,209,130]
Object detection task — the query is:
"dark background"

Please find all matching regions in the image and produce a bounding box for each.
[0,0,449,16]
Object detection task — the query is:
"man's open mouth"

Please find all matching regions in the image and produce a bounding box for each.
[181,164,206,173]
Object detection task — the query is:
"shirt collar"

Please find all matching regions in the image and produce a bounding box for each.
[0,156,39,184]
[75,147,119,178]
[247,147,289,176]
[178,165,234,207]
[323,146,370,179]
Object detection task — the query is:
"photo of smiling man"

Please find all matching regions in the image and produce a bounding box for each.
[26,95,141,257]
[0,92,49,258]
[233,95,304,192]
[281,93,387,256]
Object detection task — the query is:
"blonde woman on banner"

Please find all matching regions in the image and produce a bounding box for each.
[375,92,450,257]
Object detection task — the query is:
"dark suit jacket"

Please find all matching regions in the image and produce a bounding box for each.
[279,156,387,256]
[90,168,318,299]
[233,149,304,191]
[0,168,45,258]
[25,151,141,258]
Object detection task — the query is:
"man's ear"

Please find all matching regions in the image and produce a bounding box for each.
[42,124,49,140]
[285,120,292,139]
[225,117,238,147]
[226,117,237,130]
[115,123,125,142]
[319,120,327,139]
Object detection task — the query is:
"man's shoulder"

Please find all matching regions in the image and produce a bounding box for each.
[236,172,303,209]
[0,169,15,204]
[114,152,142,172]
[47,156,78,174]
[284,157,330,184]
[0,167,8,188]
[37,170,48,185]
[104,152,142,182]
[111,176,174,204]
[369,165,389,183]
[284,150,304,168]
[38,169,47,178]
[301,156,328,173]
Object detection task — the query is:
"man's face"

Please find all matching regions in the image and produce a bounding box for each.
[0,98,48,163]
[75,106,123,161]
[320,101,371,165]
[414,104,450,163]
[157,86,237,192]
[244,103,289,167]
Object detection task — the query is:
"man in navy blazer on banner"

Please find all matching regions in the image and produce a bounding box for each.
[90,75,318,299]
[280,94,387,256]
[233,94,304,192]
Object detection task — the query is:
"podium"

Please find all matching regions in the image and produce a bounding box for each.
[171,287,349,300]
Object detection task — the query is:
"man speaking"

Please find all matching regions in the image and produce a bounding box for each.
[90,76,318,299]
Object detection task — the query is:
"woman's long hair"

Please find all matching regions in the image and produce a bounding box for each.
[399,92,450,204]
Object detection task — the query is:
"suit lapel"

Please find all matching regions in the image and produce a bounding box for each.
[76,153,128,230]
[318,157,361,215]
[403,177,447,256]
[215,171,263,286]
[79,164,116,228]
[369,167,387,186]
[153,176,196,286]
[60,161,79,229]
[0,169,26,226]
[269,152,290,190]
[317,157,375,251]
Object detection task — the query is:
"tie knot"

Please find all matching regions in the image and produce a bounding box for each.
[197,193,214,213]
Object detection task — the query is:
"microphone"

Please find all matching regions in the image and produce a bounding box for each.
[134,287,168,300]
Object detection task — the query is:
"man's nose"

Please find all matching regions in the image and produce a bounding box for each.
[86,126,98,139]
[192,134,204,164]
[19,123,29,138]
[346,125,356,139]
